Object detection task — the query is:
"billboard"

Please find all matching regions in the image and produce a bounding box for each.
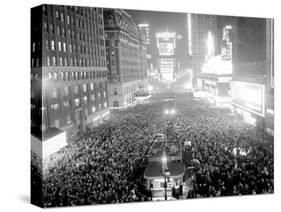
[232,81,265,117]
[159,43,174,56]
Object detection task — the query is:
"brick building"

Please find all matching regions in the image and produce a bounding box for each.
[31,5,109,136]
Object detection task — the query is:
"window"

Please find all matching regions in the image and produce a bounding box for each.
[52,56,56,66]
[50,24,54,33]
[46,40,49,50]
[59,57,63,66]
[51,40,55,50]
[46,56,50,66]
[92,106,96,113]
[90,83,94,90]
[52,88,57,98]
[69,44,72,53]
[98,92,101,98]
[104,102,107,108]
[64,58,67,66]
[55,11,59,18]
[83,96,87,103]
[32,42,36,52]
[61,13,64,22]
[83,84,87,92]
[58,41,61,51]
[63,101,70,107]
[91,94,95,101]
[74,98,80,107]
[67,15,70,24]
[51,103,59,110]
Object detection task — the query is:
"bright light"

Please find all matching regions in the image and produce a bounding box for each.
[148,85,153,92]
[162,156,167,163]
[164,109,169,114]
[171,109,176,114]
[207,31,214,58]
[92,106,96,113]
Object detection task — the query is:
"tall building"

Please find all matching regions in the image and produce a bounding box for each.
[231,17,274,135]
[31,5,109,138]
[103,9,147,108]
[138,23,152,76]
[156,31,177,82]
[187,13,217,86]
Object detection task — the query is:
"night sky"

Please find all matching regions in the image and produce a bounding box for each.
[125,9,188,68]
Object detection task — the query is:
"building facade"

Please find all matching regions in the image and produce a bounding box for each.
[231,17,274,135]
[31,5,109,136]
[138,23,152,75]
[103,9,147,108]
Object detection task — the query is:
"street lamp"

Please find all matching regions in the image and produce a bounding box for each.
[162,151,170,200]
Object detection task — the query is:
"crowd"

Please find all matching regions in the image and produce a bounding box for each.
[41,92,273,207]
[173,96,274,198]
[42,101,167,207]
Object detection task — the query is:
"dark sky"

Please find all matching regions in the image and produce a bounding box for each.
[125,9,188,68]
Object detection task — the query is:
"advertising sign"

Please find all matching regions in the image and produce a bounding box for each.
[232,81,265,117]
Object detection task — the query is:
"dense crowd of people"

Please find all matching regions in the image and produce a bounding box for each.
[39,92,273,207]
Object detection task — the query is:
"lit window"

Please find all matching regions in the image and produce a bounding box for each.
[64,101,69,107]
[58,42,61,51]
[92,106,96,113]
[51,40,55,50]
[90,83,94,90]
[52,56,56,66]
[46,56,50,66]
[64,58,67,66]
[67,15,70,24]
[74,98,80,107]
[63,42,66,52]
[83,84,87,92]
[32,42,36,52]
[91,94,95,101]
[51,103,59,110]
[59,57,63,66]
[83,96,87,103]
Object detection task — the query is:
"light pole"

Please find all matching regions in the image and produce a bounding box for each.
[162,109,176,200]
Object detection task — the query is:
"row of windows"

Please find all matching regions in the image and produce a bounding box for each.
[47,70,107,82]
[49,98,107,113]
[42,5,103,30]
[51,84,107,98]
[45,39,105,57]
[45,56,106,67]
[43,22,104,44]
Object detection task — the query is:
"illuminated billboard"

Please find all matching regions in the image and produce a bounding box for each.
[159,43,174,56]
[232,81,265,117]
